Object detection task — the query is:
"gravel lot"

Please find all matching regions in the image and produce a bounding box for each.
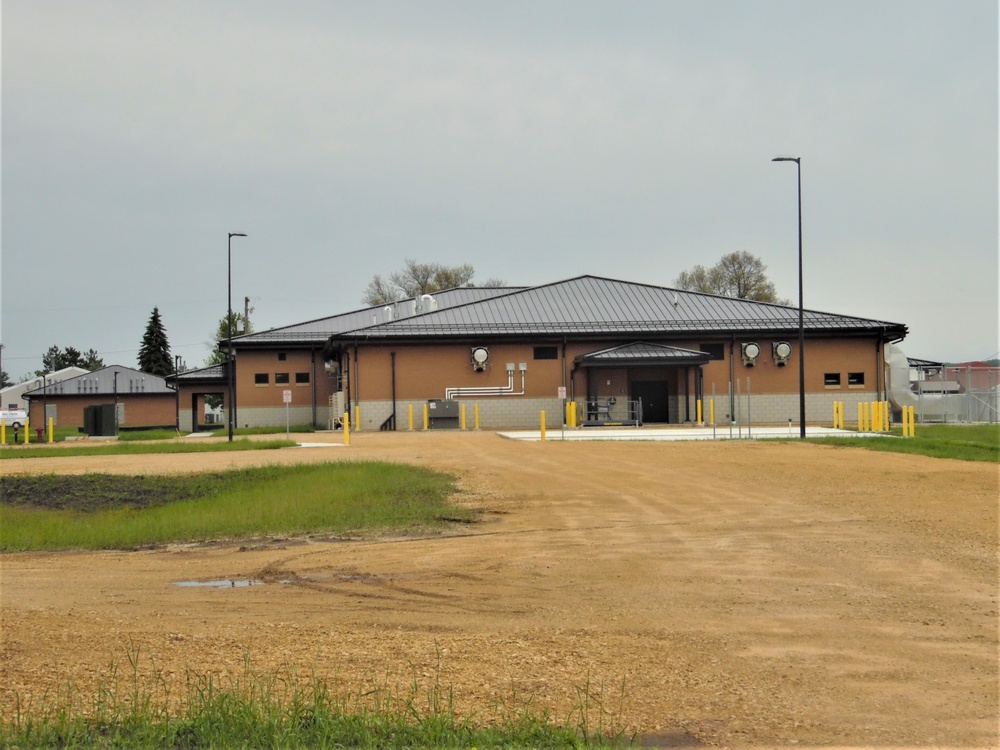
[1,431,996,747]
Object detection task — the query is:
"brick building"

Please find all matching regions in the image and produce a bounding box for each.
[178,275,908,432]
[23,365,176,432]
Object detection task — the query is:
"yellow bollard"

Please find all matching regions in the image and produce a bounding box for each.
[48,417,54,443]
[460,403,467,430]
[902,404,910,437]
[408,404,414,431]
[909,406,916,437]
[25,418,30,444]
[474,403,480,430]
[697,399,703,425]
[423,403,429,430]
[871,401,879,432]
[883,400,890,432]
[1,419,5,444]
[832,401,838,428]
[354,405,360,431]
[862,403,870,432]
[709,399,715,425]
[343,412,350,445]
[540,410,546,442]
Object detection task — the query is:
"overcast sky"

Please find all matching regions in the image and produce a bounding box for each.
[2,0,997,381]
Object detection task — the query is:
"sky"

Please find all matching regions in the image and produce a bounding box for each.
[2,0,997,382]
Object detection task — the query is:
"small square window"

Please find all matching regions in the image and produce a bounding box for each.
[700,343,725,360]
[275,372,290,385]
[824,372,841,387]
[848,372,865,386]
[533,346,558,360]
[295,372,310,385]
[254,373,270,385]
[278,353,287,361]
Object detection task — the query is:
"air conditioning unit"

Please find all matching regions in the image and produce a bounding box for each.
[741,342,761,367]
[773,341,792,366]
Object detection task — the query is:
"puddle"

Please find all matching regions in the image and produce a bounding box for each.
[173,578,263,588]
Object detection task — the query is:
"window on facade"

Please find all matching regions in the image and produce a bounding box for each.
[295,372,310,384]
[824,372,842,387]
[700,343,725,360]
[255,373,270,385]
[848,372,865,386]
[275,372,290,385]
[278,353,287,361]
[533,346,558,360]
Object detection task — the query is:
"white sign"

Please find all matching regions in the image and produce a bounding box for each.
[283,390,292,404]
[557,386,567,399]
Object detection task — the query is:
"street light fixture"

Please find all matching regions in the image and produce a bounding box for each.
[772,156,806,439]
[227,232,247,442]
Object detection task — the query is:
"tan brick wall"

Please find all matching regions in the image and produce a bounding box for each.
[28,394,176,429]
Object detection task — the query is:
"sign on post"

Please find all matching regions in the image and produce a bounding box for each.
[283,390,292,438]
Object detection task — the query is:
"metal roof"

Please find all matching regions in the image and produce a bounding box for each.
[575,341,711,366]
[22,366,175,397]
[330,276,908,341]
[170,363,227,383]
[232,286,524,347]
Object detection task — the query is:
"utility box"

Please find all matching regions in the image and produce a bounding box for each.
[427,399,460,429]
[83,404,118,436]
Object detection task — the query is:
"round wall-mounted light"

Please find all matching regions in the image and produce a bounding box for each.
[774,342,792,359]
[471,347,490,370]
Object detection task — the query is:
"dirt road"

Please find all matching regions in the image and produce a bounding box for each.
[1,432,997,747]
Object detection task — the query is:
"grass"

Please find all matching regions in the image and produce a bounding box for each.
[0,462,472,551]
[1,644,620,748]
[0,438,296,459]
[809,422,999,462]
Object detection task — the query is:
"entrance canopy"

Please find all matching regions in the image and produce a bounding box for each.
[574,341,711,368]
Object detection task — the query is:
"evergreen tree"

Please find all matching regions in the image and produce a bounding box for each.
[138,306,173,376]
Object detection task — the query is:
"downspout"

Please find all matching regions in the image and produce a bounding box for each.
[344,349,352,420]
[390,351,397,431]
[876,333,884,402]
[353,342,360,416]
[729,336,736,421]
[310,348,317,428]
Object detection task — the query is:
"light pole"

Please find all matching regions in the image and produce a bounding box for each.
[227,232,247,442]
[772,156,806,439]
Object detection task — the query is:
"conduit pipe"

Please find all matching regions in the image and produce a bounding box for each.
[445,370,525,400]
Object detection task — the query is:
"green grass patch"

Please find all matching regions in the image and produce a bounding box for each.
[0,462,472,551]
[809,422,999,462]
[116,429,184,441]
[0,438,296,460]
[1,645,620,748]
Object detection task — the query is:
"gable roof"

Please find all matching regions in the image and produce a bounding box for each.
[328,275,908,341]
[22,365,175,397]
[575,341,711,366]
[233,286,524,348]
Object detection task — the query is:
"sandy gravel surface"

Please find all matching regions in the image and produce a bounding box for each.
[1,431,997,748]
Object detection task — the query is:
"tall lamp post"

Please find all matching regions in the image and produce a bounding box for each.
[227,232,247,442]
[772,156,806,439]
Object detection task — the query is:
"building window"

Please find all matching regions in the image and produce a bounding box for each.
[295,372,310,385]
[848,372,865,386]
[824,372,841,387]
[278,353,287,361]
[533,346,558,360]
[700,343,725,360]
[275,372,290,385]
[255,373,270,386]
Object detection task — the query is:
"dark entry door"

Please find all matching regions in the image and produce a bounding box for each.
[631,381,669,423]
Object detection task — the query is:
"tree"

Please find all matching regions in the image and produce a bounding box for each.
[0,370,11,389]
[674,251,788,304]
[205,311,254,366]
[37,345,104,375]
[362,260,504,306]
[137,306,173,376]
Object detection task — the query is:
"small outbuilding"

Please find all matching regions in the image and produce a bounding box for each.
[23,365,177,433]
